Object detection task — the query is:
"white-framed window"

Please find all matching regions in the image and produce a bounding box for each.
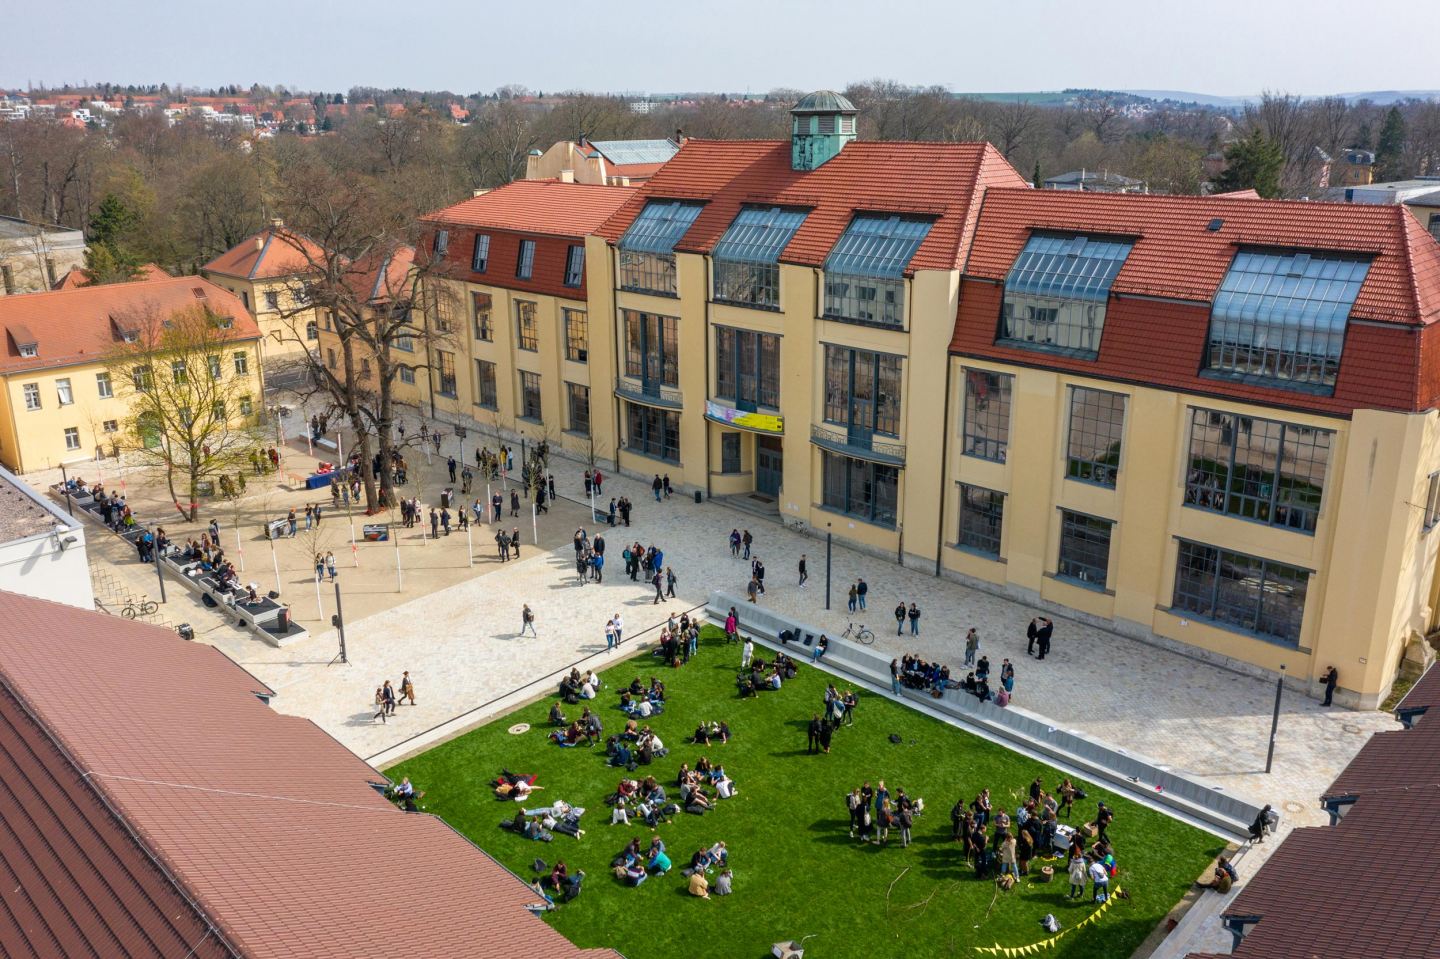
[63,427,80,450]
[233,351,249,375]
[264,291,279,310]
[239,395,253,416]
[208,355,222,379]
[102,419,119,433]
[171,360,187,384]
[96,371,113,398]
[399,366,416,384]
[55,377,73,406]
[23,383,40,410]
[1425,472,1440,531]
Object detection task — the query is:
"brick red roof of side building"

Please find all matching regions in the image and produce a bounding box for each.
[963,188,1440,326]
[423,179,638,238]
[0,590,621,959]
[53,262,171,290]
[202,227,330,280]
[0,277,259,376]
[595,139,1029,276]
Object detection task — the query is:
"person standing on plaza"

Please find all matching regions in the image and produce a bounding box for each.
[605,618,617,651]
[510,489,520,518]
[491,491,503,524]
[742,636,753,669]
[1036,617,1054,660]
[890,658,901,695]
[1321,666,1339,706]
[857,577,868,610]
[613,612,624,646]
[798,554,808,589]
[496,529,509,562]
[448,455,457,483]
[314,503,323,527]
[441,508,452,536]
[607,498,617,526]
[584,470,593,497]
[964,628,979,666]
[325,551,337,581]
[908,602,921,636]
[429,508,440,539]
[725,607,739,644]
[807,714,822,754]
[741,529,753,560]
[894,602,907,636]
[666,566,677,599]
[593,469,604,495]
[652,474,663,501]
[1027,617,1040,656]
[848,582,858,613]
[521,603,537,637]
[511,527,521,559]
[652,568,666,604]
[729,529,741,557]
[688,624,698,659]
[305,504,314,530]
[288,508,297,537]
[621,496,632,526]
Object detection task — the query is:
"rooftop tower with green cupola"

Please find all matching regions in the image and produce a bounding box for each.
[790,90,858,171]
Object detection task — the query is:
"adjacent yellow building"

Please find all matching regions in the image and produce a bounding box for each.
[201,221,326,370]
[0,276,264,473]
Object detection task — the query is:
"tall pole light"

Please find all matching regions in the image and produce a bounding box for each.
[330,581,348,665]
[152,534,167,603]
[1265,664,1286,774]
[825,522,833,611]
[59,464,73,515]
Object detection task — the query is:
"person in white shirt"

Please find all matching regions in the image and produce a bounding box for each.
[742,638,753,669]
[612,613,624,646]
[1088,859,1111,902]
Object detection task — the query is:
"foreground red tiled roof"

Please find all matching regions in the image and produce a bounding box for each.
[53,262,171,290]
[596,138,1029,275]
[605,161,667,181]
[202,227,329,280]
[0,590,619,959]
[423,179,637,238]
[1320,715,1440,799]
[1185,786,1440,959]
[1397,663,1440,719]
[0,277,259,376]
[963,188,1440,326]
[342,244,415,303]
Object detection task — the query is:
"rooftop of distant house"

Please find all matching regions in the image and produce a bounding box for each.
[0,214,84,240]
[424,179,638,238]
[202,223,329,280]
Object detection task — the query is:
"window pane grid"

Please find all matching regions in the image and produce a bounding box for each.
[713,206,807,307]
[824,215,932,278]
[998,234,1130,358]
[626,403,680,462]
[1057,510,1112,588]
[618,251,678,295]
[1066,388,1125,487]
[519,370,542,420]
[962,369,1012,462]
[516,240,535,280]
[474,360,497,408]
[1172,540,1309,646]
[566,382,590,435]
[1206,249,1369,390]
[564,245,585,287]
[714,326,780,410]
[471,234,490,273]
[564,309,588,362]
[436,351,456,397]
[516,301,538,351]
[472,292,492,341]
[823,345,903,438]
[958,484,1005,556]
[623,311,679,387]
[619,200,704,254]
[1184,408,1330,533]
[822,451,898,527]
[823,273,905,326]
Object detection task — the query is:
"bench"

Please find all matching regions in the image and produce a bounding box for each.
[315,437,339,452]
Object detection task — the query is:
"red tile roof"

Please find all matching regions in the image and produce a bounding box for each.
[1396,663,1440,720]
[202,227,329,280]
[423,180,637,239]
[595,139,1029,276]
[1321,715,1440,800]
[0,277,260,376]
[963,188,1440,326]
[1185,786,1440,959]
[53,262,171,290]
[0,590,620,959]
[343,244,415,303]
[605,162,667,181]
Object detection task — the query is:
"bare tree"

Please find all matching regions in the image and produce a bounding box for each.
[106,303,266,522]
[988,100,1040,158]
[463,100,540,186]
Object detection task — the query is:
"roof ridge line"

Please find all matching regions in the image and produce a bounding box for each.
[84,771,398,813]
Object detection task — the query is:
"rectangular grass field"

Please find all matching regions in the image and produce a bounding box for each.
[391,626,1224,959]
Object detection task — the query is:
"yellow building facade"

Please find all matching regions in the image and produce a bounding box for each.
[0,277,264,473]
[202,223,326,369]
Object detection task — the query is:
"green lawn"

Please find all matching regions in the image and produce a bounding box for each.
[392,627,1222,959]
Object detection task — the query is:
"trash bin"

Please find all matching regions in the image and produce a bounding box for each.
[441,490,451,509]
[693,489,702,504]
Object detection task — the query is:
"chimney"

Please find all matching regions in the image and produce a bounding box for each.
[472,188,490,198]
[560,169,575,184]
[674,128,685,145]
[253,236,264,252]
[269,217,284,230]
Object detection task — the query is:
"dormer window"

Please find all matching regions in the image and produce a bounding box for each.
[10,323,39,357]
[18,344,37,358]
[712,206,808,309]
[996,232,1133,359]
[822,214,932,327]
[1205,249,1369,393]
[618,200,703,296]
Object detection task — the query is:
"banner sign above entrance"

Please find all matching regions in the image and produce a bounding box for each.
[706,401,784,434]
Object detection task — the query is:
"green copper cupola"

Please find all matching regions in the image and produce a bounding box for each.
[790,90,857,171]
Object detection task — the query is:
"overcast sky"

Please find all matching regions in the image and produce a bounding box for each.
[5,0,1438,97]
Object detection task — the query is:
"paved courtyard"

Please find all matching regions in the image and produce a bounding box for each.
[54,404,1401,958]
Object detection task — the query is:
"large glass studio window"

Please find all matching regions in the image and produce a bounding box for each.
[997,233,1132,359]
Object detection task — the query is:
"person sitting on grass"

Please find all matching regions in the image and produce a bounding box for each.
[518,814,553,842]
[714,766,737,799]
[684,786,713,815]
[549,722,584,746]
[647,836,672,874]
[549,702,568,727]
[540,860,569,892]
[688,870,710,898]
[767,668,783,691]
[611,797,630,825]
[714,868,733,895]
[608,738,633,767]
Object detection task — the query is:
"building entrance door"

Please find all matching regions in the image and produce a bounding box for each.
[756,437,783,497]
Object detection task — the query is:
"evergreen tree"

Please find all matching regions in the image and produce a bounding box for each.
[1374,106,1407,181]
[1209,130,1285,198]
[1032,160,1042,188]
[88,193,137,249]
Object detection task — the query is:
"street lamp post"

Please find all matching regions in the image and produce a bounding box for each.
[330,580,348,665]
[825,522,833,611]
[520,431,528,499]
[152,535,167,603]
[58,464,73,515]
[1265,664,1286,774]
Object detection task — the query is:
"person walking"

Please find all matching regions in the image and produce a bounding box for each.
[807,714,822,754]
[848,582,858,613]
[752,558,767,594]
[613,612,624,646]
[894,602,907,636]
[964,628,979,666]
[520,603,537,637]
[890,658,901,695]
[304,504,314,530]
[440,509,452,536]
[605,618,617,652]
[382,680,397,717]
[666,566,677,598]
[548,473,557,501]
[1036,617,1054,660]
[400,671,417,705]
[729,529,741,557]
[741,529,752,560]
[662,474,672,498]
[652,568,666,604]
[746,577,759,604]
[857,577,868,610]
[742,637,753,669]
[907,602,920,636]
[325,551,337,581]
[798,554,808,589]
[373,687,388,723]
[652,474,663,502]
[313,503,323,527]
[496,529,509,562]
[1321,666,1339,707]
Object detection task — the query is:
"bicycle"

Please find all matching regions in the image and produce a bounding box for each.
[842,622,875,645]
[120,595,159,619]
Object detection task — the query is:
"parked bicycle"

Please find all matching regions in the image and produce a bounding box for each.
[120,595,159,619]
[842,622,875,645]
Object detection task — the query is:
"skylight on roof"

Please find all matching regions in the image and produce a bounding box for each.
[1005,233,1133,303]
[824,214,933,279]
[618,200,704,255]
[713,206,808,265]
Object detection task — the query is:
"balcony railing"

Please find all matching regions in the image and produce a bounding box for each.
[810,422,905,465]
[615,376,683,410]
